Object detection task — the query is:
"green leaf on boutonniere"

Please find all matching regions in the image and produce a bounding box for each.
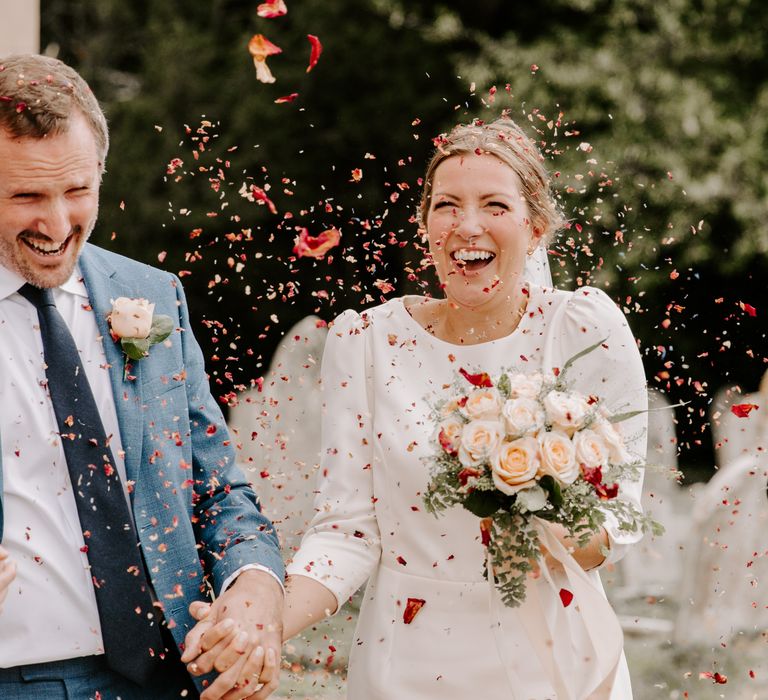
[121,337,151,360]
[147,314,174,344]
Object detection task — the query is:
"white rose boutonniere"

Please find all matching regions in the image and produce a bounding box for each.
[109,297,174,365]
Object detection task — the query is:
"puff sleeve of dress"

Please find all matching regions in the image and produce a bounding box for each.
[286,309,381,608]
[546,286,648,566]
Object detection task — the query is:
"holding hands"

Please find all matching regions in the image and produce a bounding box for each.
[183,570,284,700]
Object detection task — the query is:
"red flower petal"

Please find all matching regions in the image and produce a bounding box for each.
[256,0,287,18]
[274,92,299,104]
[306,34,322,73]
[731,403,759,418]
[293,227,341,259]
[581,465,603,486]
[559,588,574,607]
[479,518,492,547]
[245,184,278,214]
[739,301,757,317]
[458,367,493,388]
[403,598,426,624]
[458,467,480,486]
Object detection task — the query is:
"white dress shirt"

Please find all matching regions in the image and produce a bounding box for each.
[0,264,126,666]
[0,264,282,668]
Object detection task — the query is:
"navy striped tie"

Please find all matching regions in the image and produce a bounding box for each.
[19,283,164,687]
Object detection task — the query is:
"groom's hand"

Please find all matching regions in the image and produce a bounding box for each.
[0,546,17,614]
[182,570,283,699]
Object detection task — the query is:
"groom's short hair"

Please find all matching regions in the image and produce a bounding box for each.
[0,53,109,170]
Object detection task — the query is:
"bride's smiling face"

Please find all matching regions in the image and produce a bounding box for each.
[426,153,540,309]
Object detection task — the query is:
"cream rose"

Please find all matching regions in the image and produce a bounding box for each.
[491,436,540,495]
[440,395,466,419]
[110,297,155,339]
[458,420,503,467]
[462,388,503,421]
[437,418,463,455]
[573,429,609,469]
[501,397,545,437]
[538,430,579,485]
[543,390,590,434]
[592,416,633,465]
[506,372,544,400]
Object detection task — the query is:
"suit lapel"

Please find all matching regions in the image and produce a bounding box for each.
[78,246,144,487]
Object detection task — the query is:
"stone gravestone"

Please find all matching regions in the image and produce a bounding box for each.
[674,374,768,646]
[711,376,768,471]
[674,446,768,645]
[229,315,327,556]
[228,316,351,696]
[612,388,688,606]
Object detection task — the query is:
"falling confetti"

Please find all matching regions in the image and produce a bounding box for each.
[293,227,341,259]
[306,34,322,73]
[248,34,282,84]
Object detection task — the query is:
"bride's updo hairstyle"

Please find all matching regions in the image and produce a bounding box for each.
[418,117,565,245]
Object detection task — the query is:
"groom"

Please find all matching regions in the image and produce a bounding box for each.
[0,54,283,699]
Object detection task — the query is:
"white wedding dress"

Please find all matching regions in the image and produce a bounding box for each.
[287,284,647,699]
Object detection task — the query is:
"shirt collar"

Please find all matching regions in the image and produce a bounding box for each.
[0,264,89,302]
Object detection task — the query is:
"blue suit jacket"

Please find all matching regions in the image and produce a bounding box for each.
[0,243,284,655]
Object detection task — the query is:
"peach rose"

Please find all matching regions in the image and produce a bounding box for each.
[437,418,463,456]
[573,429,609,469]
[538,430,579,485]
[458,420,503,467]
[440,395,466,419]
[491,436,540,495]
[109,297,155,339]
[543,390,590,434]
[462,388,503,421]
[501,397,545,437]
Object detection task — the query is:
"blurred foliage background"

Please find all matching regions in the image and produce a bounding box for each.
[40,0,768,478]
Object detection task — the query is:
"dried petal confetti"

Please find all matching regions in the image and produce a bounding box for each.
[256,0,287,18]
[403,598,425,624]
[293,227,341,259]
[306,34,322,73]
[458,368,493,388]
[731,403,759,418]
[248,34,282,84]
[559,588,574,607]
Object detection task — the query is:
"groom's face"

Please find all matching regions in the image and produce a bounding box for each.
[0,111,101,288]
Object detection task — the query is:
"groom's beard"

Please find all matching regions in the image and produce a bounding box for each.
[0,224,92,289]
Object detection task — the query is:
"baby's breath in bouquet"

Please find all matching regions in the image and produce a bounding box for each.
[424,340,662,607]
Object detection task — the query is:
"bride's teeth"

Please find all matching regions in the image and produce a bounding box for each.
[452,249,494,262]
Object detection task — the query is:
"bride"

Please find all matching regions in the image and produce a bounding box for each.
[282,117,647,699]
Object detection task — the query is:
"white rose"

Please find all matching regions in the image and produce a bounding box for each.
[592,416,633,465]
[110,297,155,339]
[491,436,540,495]
[462,388,503,421]
[543,390,590,434]
[506,372,544,400]
[437,418,463,456]
[573,429,609,469]
[538,430,579,485]
[501,397,545,437]
[458,420,503,466]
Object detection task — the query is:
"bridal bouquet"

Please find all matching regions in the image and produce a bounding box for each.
[424,340,661,607]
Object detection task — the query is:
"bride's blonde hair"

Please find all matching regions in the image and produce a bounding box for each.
[418,117,565,244]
